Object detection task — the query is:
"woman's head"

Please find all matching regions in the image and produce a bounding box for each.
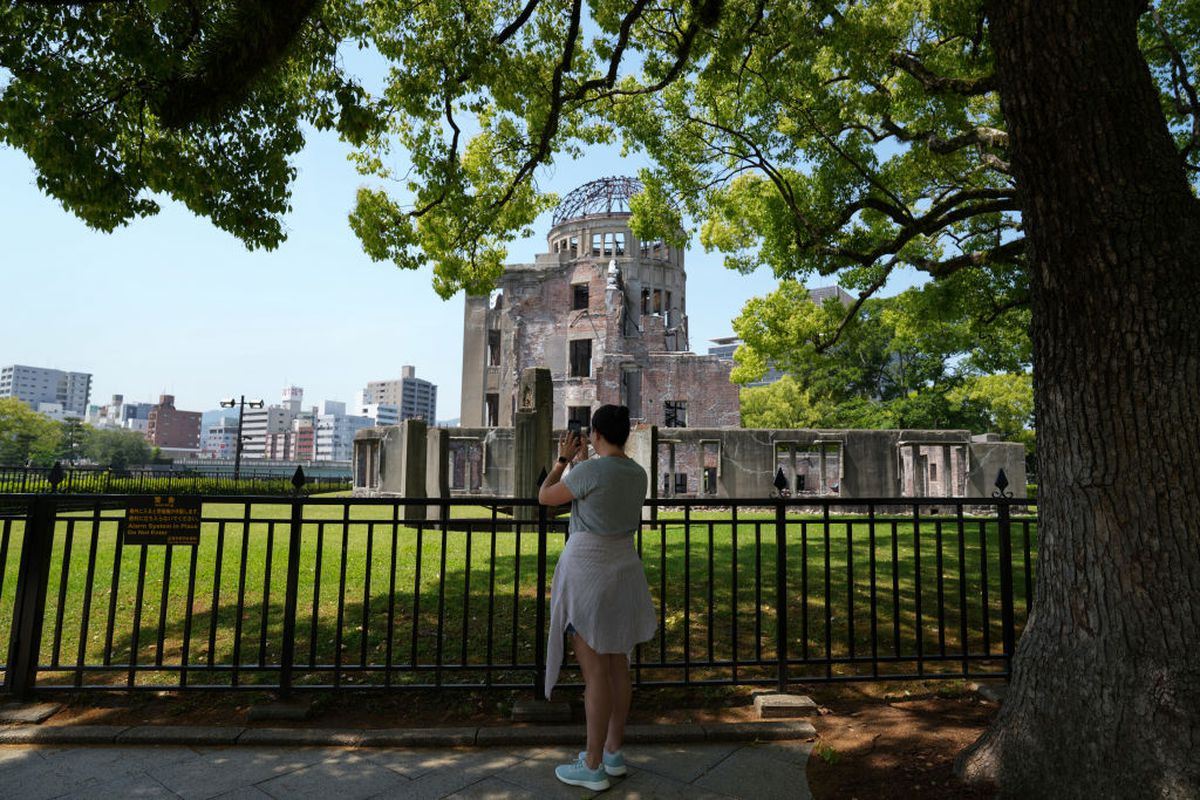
[590,404,632,447]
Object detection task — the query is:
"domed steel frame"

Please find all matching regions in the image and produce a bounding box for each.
[551,176,644,227]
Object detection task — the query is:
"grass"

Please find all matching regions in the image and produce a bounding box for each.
[0,500,1037,690]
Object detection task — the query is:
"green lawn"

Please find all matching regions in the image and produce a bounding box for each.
[0,501,1037,689]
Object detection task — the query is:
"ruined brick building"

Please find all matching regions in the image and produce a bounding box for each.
[460,176,740,430]
[357,177,1027,503]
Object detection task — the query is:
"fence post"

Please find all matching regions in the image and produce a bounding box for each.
[534,502,548,696]
[994,470,1016,677]
[279,468,306,697]
[5,468,62,697]
[775,498,789,693]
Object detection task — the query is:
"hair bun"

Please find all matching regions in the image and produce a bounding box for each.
[618,406,630,420]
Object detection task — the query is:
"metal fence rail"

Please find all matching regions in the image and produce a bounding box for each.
[0,465,350,495]
[0,489,1036,697]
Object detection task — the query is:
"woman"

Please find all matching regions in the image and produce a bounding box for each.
[538,404,657,792]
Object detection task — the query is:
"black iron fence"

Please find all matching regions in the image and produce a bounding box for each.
[0,465,351,496]
[0,489,1036,697]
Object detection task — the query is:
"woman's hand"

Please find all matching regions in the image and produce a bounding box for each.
[558,431,582,462]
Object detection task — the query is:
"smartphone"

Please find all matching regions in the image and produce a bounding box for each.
[567,420,582,438]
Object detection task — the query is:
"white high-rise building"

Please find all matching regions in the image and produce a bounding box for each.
[281,385,304,413]
[0,364,92,417]
[241,405,297,458]
[362,366,437,422]
[201,419,239,459]
[315,412,373,461]
[356,391,400,426]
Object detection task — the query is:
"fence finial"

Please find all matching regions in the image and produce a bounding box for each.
[772,466,789,497]
[291,466,306,492]
[48,461,64,491]
[993,468,1013,498]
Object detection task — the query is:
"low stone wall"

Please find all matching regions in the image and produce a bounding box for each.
[356,422,1027,501]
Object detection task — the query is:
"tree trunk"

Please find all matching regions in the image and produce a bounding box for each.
[957,3,1200,797]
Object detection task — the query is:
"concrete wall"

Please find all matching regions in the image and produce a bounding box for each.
[356,423,1028,501]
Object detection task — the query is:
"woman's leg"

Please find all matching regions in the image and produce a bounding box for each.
[604,652,631,753]
[572,633,611,770]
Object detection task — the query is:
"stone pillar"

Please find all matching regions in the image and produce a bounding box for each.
[625,424,657,503]
[399,418,427,500]
[426,427,449,520]
[513,368,553,519]
[941,444,952,497]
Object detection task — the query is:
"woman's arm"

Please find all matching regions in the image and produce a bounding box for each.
[538,431,581,506]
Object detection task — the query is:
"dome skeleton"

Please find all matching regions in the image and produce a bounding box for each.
[551,176,645,227]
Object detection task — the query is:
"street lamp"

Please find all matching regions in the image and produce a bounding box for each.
[219,395,264,481]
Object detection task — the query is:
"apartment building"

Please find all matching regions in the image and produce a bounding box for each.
[0,364,92,417]
[362,366,437,422]
[146,394,202,451]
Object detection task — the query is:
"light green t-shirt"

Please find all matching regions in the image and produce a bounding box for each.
[561,455,647,537]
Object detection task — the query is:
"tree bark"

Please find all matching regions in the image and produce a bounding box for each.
[957,3,1200,797]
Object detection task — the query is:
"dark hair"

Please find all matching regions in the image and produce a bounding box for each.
[591,404,632,446]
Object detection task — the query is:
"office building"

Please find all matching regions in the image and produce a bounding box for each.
[0,364,92,417]
[362,366,437,422]
[146,394,202,451]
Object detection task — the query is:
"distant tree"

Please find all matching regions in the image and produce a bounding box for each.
[738,376,830,429]
[0,397,61,466]
[85,427,152,470]
[57,417,90,464]
[736,285,1031,436]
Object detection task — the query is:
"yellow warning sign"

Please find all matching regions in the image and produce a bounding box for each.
[124,495,202,546]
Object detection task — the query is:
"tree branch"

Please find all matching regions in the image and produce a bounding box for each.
[409,92,462,219]
[912,237,1026,279]
[889,51,994,95]
[882,116,1008,154]
[813,264,895,354]
[1150,9,1200,163]
[495,0,541,46]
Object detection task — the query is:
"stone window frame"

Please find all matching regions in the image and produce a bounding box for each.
[664,400,687,428]
[572,282,590,311]
[896,440,970,498]
[486,329,501,366]
[569,338,593,378]
[774,439,844,495]
[700,439,721,495]
[448,436,486,492]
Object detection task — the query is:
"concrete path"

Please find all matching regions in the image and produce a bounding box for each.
[0,739,812,799]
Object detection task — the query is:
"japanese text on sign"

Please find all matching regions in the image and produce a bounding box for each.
[125,496,201,546]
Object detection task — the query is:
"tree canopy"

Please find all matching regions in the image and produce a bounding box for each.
[735,281,1032,436]
[4,2,1196,323]
[0,400,152,468]
[0,0,370,248]
[0,397,61,466]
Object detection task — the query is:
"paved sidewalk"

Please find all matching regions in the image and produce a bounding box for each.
[0,738,812,799]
